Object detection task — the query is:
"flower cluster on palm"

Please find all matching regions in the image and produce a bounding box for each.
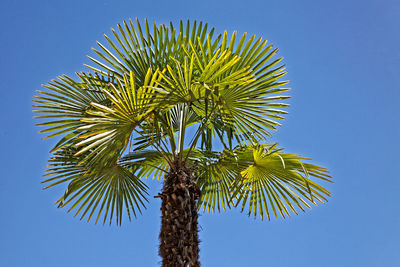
[34,19,331,266]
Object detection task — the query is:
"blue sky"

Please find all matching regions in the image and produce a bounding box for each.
[1,0,399,266]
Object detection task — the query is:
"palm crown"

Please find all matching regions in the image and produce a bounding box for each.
[34,19,331,227]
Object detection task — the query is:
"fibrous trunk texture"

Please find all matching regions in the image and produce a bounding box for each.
[159,165,201,267]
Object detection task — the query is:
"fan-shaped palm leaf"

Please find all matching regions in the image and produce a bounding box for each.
[33,73,111,152]
[232,144,331,220]
[43,147,148,225]
[74,69,166,168]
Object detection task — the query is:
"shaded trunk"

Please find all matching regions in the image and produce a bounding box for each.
[158,165,201,267]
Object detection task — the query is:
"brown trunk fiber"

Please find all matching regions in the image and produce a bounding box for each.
[158,165,201,267]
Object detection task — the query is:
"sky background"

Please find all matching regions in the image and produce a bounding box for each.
[1,0,399,266]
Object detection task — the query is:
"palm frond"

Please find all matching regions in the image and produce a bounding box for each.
[74,69,166,168]
[86,19,213,84]
[43,147,148,225]
[182,144,331,220]
[232,144,331,220]
[33,73,111,152]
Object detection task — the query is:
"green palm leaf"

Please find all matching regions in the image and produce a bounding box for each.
[181,144,331,220]
[43,147,148,225]
[86,19,212,84]
[74,69,166,168]
[232,144,331,220]
[33,73,111,152]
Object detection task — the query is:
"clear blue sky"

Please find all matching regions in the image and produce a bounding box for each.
[1,0,399,266]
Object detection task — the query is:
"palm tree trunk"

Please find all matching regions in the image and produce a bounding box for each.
[158,164,201,267]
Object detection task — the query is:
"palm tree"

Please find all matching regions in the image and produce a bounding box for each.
[34,19,331,267]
